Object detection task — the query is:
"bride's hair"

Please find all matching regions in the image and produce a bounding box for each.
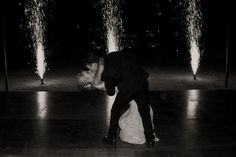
[76,70,95,91]
[76,70,86,86]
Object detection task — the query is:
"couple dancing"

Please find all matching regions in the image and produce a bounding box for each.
[77,50,158,148]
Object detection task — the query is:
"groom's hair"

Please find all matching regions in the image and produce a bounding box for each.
[81,52,99,70]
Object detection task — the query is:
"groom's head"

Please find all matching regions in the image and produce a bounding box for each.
[82,52,100,72]
[77,52,100,87]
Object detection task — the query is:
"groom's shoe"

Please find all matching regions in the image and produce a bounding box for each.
[103,136,116,146]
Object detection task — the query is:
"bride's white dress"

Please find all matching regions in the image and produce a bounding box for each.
[94,83,159,144]
[119,100,159,144]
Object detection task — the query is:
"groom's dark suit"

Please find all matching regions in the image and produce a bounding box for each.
[101,51,154,142]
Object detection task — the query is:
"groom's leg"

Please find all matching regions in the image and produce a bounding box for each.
[134,81,154,142]
[108,92,132,139]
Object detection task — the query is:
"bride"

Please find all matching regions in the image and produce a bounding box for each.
[77,56,159,145]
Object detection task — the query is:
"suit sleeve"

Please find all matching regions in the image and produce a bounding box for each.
[102,56,117,96]
[104,78,116,96]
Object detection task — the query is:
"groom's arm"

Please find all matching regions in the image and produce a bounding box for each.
[102,69,118,95]
[104,79,116,96]
[101,57,116,96]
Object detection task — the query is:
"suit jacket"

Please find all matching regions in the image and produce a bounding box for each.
[101,51,149,96]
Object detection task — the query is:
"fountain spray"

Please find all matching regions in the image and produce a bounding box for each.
[102,0,124,53]
[25,0,47,84]
[185,0,202,80]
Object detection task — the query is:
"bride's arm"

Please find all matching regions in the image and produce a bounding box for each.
[93,57,104,86]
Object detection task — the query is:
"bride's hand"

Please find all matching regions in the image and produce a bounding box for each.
[93,57,104,86]
[98,58,104,70]
[93,82,106,91]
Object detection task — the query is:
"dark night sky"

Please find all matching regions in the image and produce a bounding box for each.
[1,0,233,68]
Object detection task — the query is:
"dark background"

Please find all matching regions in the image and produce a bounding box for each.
[1,0,234,70]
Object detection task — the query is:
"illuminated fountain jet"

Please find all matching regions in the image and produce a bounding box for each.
[25,0,47,84]
[185,0,202,80]
[102,0,124,53]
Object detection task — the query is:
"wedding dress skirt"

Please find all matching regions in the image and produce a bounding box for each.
[119,100,159,144]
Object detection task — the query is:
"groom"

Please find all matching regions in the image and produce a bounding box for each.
[79,50,155,147]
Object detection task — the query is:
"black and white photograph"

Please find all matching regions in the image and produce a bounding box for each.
[0,0,235,156]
